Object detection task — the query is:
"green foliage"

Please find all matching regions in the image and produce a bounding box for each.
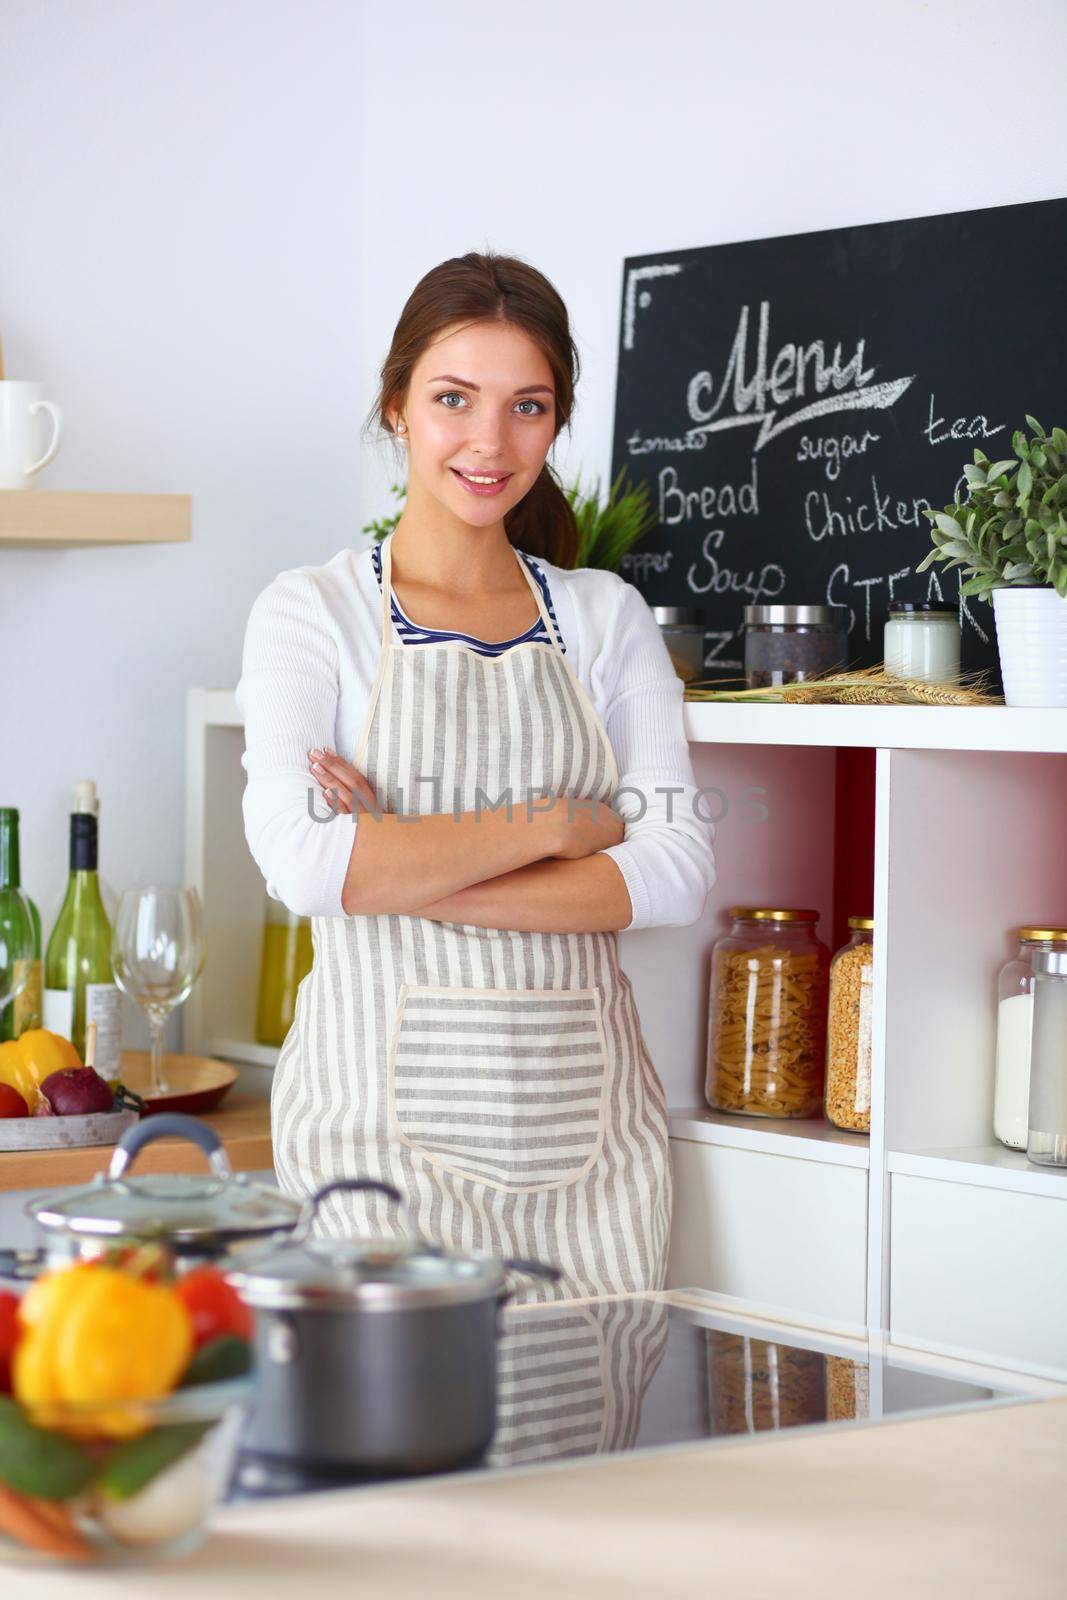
[361,469,657,572]
[361,482,407,542]
[917,416,1067,602]
[564,469,658,571]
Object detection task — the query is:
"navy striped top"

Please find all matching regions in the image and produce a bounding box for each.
[372,542,565,657]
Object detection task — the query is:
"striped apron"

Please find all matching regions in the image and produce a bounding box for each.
[271,529,672,1299]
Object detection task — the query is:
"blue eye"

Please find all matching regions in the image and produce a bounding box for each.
[436,391,467,409]
[516,399,546,415]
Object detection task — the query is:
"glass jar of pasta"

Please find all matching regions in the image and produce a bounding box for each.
[705,908,830,1118]
[824,917,874,1133]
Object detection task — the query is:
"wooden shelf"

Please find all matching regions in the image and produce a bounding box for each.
[670,1106,870,1169]
[0,489,191,547]
[682,700,1067,754]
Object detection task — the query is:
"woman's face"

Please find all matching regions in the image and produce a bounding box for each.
[395,320,557,530]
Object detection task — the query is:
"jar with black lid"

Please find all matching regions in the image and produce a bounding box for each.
[744,605,849,689]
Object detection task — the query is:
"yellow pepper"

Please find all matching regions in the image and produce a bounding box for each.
[0,1041,40,1111]
[0,1030,81,1113]
[13,1263,194,1440]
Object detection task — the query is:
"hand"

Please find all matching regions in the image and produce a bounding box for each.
[549,793,625,859]
[307,747,384,817]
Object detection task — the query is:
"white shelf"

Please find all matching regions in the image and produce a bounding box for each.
[669,1107,870,1169]
[889,1146,1067,1200]
[682,701,1067,753]
[207,1037,279,1070]
[195,688,242,727]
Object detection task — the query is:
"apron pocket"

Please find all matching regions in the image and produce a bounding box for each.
[386,984,608,1192]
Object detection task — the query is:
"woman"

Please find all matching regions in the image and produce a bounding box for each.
[237,251,715,1299]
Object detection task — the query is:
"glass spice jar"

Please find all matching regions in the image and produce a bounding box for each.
[705,908,830,1119]
[744,605,849,689]
[883,602,961,683]
[1027,946,1067,1167]
[651,606,706,685]
[824,917,874,1133]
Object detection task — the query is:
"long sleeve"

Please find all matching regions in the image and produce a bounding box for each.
[236,569,357,918]
[589,575,716,930]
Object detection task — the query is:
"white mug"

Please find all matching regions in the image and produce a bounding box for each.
[0,381,63,489]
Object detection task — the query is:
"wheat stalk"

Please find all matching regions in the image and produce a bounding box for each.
[685,664,1002,707]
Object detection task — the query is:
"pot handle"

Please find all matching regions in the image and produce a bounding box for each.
[107,1113,233,1182]
[301,1177,405,1236]
[498,1256,563,1307]
[0,1246,46,1281]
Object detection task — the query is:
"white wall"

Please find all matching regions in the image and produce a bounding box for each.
[2,0,1065,1036]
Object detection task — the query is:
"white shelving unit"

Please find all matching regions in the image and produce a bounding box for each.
[186,689,1067,1378]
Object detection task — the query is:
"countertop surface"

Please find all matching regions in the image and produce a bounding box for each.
[11,1292,1066,1596]
[0,1089,271,1193]
[18,1392,1067,1598]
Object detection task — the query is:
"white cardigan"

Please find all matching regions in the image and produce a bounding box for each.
[236,543,716,930]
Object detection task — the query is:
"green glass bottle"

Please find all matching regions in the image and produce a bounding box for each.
[0,808,43,1041]
[43,808,122,1076]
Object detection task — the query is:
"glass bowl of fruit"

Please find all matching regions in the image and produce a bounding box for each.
[0,1251,256,1565]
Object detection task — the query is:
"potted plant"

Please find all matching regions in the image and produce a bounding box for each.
[362,469,657,573]
[918,416,1067,706]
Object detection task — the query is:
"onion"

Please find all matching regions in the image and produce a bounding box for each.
[39,1067,114,1116]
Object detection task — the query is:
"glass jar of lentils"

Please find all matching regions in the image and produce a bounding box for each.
[744,604,849,688]
[705,908,830,1118]
[824,917,875,1133]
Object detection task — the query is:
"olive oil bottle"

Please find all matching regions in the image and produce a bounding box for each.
[0,808,42,1041]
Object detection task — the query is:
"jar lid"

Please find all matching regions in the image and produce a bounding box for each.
[887,602,957,616]
[1018,927,1067,943]
[848,916,875,930]
[651,606,704,625]
[729,907,820,922]
[744,605,848,626]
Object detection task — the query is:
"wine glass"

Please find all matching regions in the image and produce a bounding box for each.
[111,886,206,1096]
[0,887,35,1026]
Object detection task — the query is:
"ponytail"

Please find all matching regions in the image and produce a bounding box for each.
[504,461,578,568]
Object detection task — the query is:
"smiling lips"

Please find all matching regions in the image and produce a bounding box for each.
[451,467,513,497]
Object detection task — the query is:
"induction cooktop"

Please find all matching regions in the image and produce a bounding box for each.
[229,1292,1024,1503]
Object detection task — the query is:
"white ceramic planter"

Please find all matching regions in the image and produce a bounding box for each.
[992,588,1067,707]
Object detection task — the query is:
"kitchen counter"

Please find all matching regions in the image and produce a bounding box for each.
[0,1090,271,1193]
[20,1385,1066,1597]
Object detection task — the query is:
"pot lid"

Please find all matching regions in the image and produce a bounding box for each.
[26,1113,304,1246]
[226,1232,509,1312]
[651,606,704,626]
[225,1178,559,1311]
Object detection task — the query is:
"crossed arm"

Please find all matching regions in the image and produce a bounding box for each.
[307,747,634,933]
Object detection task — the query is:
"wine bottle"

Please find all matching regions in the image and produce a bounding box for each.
[0,808,43,1041]
[43,799,123,1078]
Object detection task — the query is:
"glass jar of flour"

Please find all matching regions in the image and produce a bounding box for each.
[993,928,1067,1149]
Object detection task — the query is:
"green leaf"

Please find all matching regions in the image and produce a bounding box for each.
[1025,414,1045,439]
[984,460,1016,482]
[934,512,965,538]
[1017,460,1033,498]
[1013,429,1029,460]
[962,464,987,487]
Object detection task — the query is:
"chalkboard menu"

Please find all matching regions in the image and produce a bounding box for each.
[609,199,1067,683]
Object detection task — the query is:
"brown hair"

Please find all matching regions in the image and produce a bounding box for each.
[368,251,580,567]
